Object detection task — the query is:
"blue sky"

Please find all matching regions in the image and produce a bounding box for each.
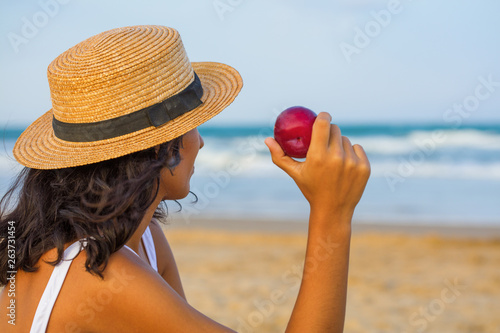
[1,0,499,126]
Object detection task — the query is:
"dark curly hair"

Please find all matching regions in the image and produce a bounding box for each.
[0,137,183,286]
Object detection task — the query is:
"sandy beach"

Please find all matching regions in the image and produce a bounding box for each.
[163,218,500,333]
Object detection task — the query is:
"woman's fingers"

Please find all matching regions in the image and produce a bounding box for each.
[264,137,300,177]
[352,144,369,163]
[352,144,371,177]
[266,118,371,212]
[307,113,332,157]
[341,136,355,160]
[329,124,343,153]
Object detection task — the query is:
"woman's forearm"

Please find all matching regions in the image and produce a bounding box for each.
[286,206,353,333]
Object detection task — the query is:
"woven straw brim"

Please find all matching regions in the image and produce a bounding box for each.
[13,62,243,169]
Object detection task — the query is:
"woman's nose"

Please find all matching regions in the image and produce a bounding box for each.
[199,134,205,149]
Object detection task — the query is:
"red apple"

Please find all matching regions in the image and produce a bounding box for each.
[274,106,317,158]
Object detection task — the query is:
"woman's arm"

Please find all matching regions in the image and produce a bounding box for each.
[265,112,370,332]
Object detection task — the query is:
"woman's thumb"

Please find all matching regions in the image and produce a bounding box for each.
[264,137,298,176]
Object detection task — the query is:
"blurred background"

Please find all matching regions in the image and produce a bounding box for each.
[1,0,499,226]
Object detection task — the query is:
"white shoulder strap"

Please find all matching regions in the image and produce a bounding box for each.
[142,225,158,272]
[122,225,158,273]
[30,240,86,333]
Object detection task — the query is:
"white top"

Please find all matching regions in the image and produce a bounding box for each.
[123,225,158,271]
[29,226,157,333]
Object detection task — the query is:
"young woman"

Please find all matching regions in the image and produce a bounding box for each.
[0,25,370,332]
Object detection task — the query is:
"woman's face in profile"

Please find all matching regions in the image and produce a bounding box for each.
[158,128,204,200]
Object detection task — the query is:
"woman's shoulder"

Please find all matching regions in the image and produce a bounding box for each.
[0,244,160,332]
[58,244,214,332]
[148,217,164,236]
[75,244,162,298]
[49,245,165,332]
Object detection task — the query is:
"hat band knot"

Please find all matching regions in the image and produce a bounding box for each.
[52,73,204,142]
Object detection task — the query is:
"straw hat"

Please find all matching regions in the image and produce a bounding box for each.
[13,25,243,169]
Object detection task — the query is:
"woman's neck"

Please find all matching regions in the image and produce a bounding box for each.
[126,197,161,253]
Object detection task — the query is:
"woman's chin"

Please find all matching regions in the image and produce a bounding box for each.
[161,187,190,201]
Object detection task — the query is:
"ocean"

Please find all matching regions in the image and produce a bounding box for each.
[1,123,499,227]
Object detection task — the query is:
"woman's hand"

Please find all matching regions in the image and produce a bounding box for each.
[265,112,371,219]
[266,112,370,332]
